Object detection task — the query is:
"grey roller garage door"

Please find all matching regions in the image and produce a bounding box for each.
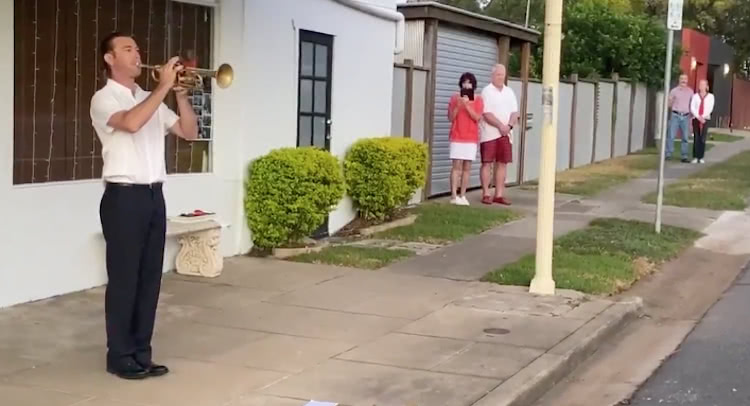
[430,25,498,196]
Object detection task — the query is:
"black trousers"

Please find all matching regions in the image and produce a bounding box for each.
[99,182,166,367]
[692,118,709,160]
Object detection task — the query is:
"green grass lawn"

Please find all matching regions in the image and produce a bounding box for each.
[642,150,750,210]
[288,245,414,270]
[374,203,520,244]
[482,218,702,295]
[708,132,744,142]
[524,154,659,197]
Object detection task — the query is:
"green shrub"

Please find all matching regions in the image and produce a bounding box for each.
[244,147,345,249]
[344,137,427,221]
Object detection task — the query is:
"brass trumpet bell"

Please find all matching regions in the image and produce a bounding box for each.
[140,62,234,90]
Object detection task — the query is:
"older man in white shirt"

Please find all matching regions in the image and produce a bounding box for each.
[90,31,198,380]
[479,64,519,205]
[689,79,715,164]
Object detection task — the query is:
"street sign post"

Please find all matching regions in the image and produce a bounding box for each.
[655,0,684,233]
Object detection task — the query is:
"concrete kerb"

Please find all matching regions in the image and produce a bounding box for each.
[472,297,643,406]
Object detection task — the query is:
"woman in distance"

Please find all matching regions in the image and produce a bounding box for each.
[447,72,484,205]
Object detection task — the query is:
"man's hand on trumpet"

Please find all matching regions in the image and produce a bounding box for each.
[155,56,184,92]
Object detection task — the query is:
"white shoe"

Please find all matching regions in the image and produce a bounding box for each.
[699,159,705,164]
[691,158,698,164]
[459,196,470,206]
[450,197,460,205]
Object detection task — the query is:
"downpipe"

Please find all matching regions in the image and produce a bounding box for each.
[331,0,405,55]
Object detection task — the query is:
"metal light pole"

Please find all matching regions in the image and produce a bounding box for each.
[529,0,563,295]
[655,0,683,234]
[525,0,532,27]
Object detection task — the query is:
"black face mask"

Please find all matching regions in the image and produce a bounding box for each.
[460,87,475,101]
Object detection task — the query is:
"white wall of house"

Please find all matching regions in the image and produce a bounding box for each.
[239,0,397,248]
[0,0,399,308]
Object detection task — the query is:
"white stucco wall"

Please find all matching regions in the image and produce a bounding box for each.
[0,0,398,308]
[239,0,397,249]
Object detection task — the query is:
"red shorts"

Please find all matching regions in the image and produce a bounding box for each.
[480,136,513,164]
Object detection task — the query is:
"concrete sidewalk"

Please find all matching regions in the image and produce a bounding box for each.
[388,134,750,282]
[0,257,639,406]
[1,132,748,406]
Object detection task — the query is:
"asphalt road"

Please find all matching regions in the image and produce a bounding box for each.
[628,265,750,406]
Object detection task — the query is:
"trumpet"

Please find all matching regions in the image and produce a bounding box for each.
[138,61,234,90]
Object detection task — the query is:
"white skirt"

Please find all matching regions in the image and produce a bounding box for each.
[449,142,478,161]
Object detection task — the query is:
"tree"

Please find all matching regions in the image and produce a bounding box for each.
[434,0,484,13]
[722,0,750,76]
[558,1,680,86]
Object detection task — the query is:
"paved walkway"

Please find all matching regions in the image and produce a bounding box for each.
[387,133,750,281]
[1,132,749,406]
[0,257,636,406]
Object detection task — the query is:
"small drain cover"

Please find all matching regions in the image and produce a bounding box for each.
[483,328,510,335]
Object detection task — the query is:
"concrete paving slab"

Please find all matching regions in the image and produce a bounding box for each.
[265,270,470,319]
[450,289,584,318]
[170,257,351,292]
[695,211,750,255]
[398,305,586,349]
[0,383,89,406]
[6,352,285,406]
[616,207,719,232]
[192,303,410,343]
[485,217,592,239]
[335,332,470,370]
[261,359,499,406]
[151,321,268,361]
[383,234,536,280]
[226,394,307,406]
[0,352,45,377]
[211,333,354,374]
[69,398,153,406]
[159,279,282,310]
[432,342,544,379]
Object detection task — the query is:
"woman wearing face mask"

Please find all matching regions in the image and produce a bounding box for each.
[447,72,484,205]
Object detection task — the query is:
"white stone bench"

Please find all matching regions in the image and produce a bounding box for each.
[166,216,223,278]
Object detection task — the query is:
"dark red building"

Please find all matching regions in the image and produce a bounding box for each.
[678,28,710,90]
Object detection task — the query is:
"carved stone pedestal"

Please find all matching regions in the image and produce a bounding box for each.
[167,218,223,278]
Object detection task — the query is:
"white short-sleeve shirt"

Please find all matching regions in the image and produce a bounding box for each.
[90,79,179,184]
[479,83,519,143]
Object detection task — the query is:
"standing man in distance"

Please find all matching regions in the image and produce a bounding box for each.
[666,74,694,163]
[479,64,519,205]
[90,32,198,380]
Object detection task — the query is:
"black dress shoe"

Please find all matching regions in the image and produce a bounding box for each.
[106,360,150,380]
[139,361,170,377]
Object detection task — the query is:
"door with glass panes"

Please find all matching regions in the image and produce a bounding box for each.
[297,30,333,237]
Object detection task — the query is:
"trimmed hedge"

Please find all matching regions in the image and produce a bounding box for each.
[344,137,427,221]
[244,147,345,249]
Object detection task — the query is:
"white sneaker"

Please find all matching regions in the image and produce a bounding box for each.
[459,196,470,206]
[450,197,460,205]
[699,159,705,164]
[691,158,698,164]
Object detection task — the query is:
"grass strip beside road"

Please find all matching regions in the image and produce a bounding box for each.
[642,150,750,210]
[708,132,743,142]
[288,246,414,270]
[375,203,521,244]
[524,154,659,197]
[482,218,701,295]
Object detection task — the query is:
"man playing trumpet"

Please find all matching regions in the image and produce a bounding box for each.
[90,31,198,380]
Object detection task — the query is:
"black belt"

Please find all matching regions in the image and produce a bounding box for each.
[106,181,163,190]
[672,111,690,116]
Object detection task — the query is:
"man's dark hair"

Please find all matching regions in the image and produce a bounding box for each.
[100,31,130,77]
[458,72,477,89]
